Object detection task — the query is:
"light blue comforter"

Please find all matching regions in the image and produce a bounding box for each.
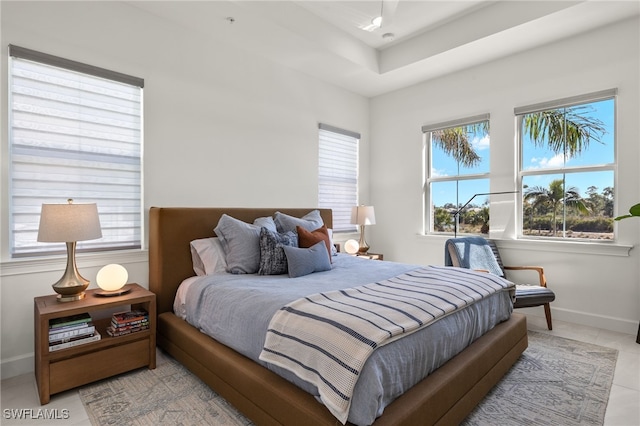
[185,254,513,425]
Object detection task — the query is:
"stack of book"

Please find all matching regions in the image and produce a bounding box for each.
[49,313,101,352]
[106,309,149,337]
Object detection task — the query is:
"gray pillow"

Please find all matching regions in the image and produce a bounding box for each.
[283,241,332,278]
[274,210,324,233]
[254,216,277,232]
[214,214,261,274]
[258,227,297,275]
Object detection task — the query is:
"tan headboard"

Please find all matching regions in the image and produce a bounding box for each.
[149,207,333,315]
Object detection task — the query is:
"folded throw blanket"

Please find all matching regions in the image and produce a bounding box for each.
[259,265,514,424]
[444,237,504,277]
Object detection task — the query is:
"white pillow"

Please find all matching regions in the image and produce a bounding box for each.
[190,237,227,276]
[327,228,338,256]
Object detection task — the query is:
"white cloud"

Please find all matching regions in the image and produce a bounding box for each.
[471,134,490,151]
[431,168,447,178]
[528,153,568,169]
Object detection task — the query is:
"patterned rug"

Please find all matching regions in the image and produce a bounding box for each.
[79,331,617,426]
[462,331,618,426]
[79,350,253,426]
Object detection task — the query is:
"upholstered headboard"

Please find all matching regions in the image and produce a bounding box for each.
[148,207,333,315]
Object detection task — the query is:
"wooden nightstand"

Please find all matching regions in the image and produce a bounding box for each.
[34,283,156,404]
[355,253,383,260]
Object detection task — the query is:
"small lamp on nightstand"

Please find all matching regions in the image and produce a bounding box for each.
[96,264,130,296]
[351,205,376,254]
[344,239,360,255]
[37,199,102,302]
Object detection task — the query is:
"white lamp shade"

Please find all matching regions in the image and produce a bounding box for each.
[351,206,376,226]
[96,264,128,291]
[38,202,102,242]
[344,239,359,254]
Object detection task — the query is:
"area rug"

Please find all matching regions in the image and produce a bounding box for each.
[79,331,618,426]
[462,331,618,426]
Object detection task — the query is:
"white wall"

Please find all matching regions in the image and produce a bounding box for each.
[0,1,370,378]
[370,17,640,334]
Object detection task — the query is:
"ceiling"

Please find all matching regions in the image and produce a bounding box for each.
[293,1,492,49]
[129,1,639,97]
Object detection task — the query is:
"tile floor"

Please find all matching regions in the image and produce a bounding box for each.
[2,316,639,425]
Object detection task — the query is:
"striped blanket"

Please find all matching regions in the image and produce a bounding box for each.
[258,265,515,424]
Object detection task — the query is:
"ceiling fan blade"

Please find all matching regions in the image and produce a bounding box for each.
[381,0,399,27]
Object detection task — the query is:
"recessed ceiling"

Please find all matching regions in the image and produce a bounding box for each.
[294,1,491,49]
[128,1,639,97]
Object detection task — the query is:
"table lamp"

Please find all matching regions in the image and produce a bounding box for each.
[37,199,102,302]
[96,264,130,296]
[351,205,376,254]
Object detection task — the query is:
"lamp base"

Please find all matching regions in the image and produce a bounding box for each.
[52,242,90,303]
[57,292,86,302]
[358,225,370,254]
[95,287,132,297]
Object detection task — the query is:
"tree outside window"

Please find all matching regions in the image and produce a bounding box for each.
[518,93,615,240]
[424,116,490,235]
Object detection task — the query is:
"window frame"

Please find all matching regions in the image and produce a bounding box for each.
[516,89,617,241]
[8,45,144,257]
[423,114,491,235]
[318,123,360,233]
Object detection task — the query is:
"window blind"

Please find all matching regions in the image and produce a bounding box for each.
[9,46,143,256]
[422,113,490,133]
[514,89,617,115]
[318,124,359,232]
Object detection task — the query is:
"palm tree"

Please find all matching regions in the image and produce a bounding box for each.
[432,105,606,167]
[524,179,589,236]
[523,105,606,157]
[432,122,487,167]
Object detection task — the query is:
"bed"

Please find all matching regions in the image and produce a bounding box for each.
[149,207,528,425]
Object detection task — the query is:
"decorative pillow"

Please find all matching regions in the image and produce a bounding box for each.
[283,241,332,278]
[327,228,338,256]
[274,210,324,233]
[190,237,227,276]
[297,225,332,263]
[253,216,277,232]
[258,227,298,275]
[214,214,261,274]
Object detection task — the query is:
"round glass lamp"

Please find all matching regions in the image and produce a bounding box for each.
[96,264,130,296]
[344,239,360,255]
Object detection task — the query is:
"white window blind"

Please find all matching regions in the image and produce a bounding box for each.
[318,124,359,232]
[9,45,143,256]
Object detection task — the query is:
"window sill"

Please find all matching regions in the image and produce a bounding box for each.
[495,238,632,257]
[0,249,148,277]
[416,234,633,257]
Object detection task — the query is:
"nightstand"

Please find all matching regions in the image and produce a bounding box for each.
[34,283,156,404]
[355,253,383,260]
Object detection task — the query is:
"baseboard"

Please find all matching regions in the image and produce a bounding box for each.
[1,353,34,381]
[519,306,638,335]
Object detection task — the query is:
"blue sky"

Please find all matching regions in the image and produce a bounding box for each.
[431,99,615,207]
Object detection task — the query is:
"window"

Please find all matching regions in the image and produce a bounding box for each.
[8,45,143,256]
[318,123,359,232]
[517,90,616,240]
[423,115,490,235]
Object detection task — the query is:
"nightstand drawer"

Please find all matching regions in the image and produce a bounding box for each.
[50,338,150,394]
